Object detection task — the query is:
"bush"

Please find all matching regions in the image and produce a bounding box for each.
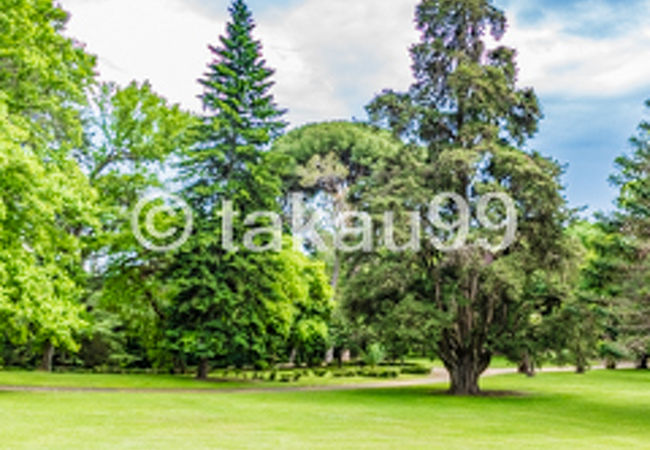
[399,364,430,375]
[380,369,400,378]
[359,368,400,378]
[363,343,386,367]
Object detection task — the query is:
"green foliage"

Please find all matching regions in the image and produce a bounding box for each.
[179,0,286,215]
[0,89,93,359]
[0,0,96,158]
[399,364,431,375]
[272,121,401,196]
[165,0,334,375]
[607,100,650,363]
[0,0,98,366]
[76,81,196,369]
[348,0,571,394]
[363,343,386,368]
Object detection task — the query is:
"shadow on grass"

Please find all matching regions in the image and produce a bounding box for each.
[424,389,528,397]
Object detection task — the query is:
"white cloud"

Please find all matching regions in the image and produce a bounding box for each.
[499,4,650,97]
[255,0,418,124]
[59,0,650,129]
[59,0,419,126]
[60,0,223,112]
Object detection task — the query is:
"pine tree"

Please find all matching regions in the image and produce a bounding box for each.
[166,0,290,379]
[181,0,286,215]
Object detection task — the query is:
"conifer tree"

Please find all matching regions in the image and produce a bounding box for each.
[609,100,650,368]
[166,0,294,379]
[181,0,286,215]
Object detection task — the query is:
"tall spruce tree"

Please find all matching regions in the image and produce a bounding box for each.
[165,0,293,379]
[182,0,286,215]
[348,0,571,394]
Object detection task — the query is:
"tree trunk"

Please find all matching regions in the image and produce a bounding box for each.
[40,341,54,372]
[575,350,587,374]
[196,358,210,380]
[637,354,648,369]
[518,353,535,377]
[444,352,490,395]
[605,358,617,370]
[324,346,334,365]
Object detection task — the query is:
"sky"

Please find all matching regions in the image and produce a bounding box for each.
[58,0,650,215]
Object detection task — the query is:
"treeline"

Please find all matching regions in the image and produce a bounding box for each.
[0,0,647,395]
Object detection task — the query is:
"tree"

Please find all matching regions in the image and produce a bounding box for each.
[0,95,94,371]
[166,0,298,378]
[609,99,650,368]
[273,122,402,287]
[0,0,97,370]
[272,122,404,363]
[75,81,196,369]
[350,0,570,394]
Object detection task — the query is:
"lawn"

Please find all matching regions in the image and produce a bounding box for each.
[0,357,520,391]
[0,369,648,448]
[0,368,429,391]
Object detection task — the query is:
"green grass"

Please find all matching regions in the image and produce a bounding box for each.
[0,357,520,391]
[0,369,648,448]
[0,368,427,390]
[421,355,518,369]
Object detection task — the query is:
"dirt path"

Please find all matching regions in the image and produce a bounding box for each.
[0,365,621,395]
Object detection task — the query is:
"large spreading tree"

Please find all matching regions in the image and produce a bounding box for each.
[344,0,571,394]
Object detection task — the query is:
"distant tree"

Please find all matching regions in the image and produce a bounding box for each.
[273,122,403,363]
[609,100,650,368]
[273,122,401,286]
[75,81,196,369]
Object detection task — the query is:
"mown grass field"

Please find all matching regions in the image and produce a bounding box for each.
[0,369,648,449]
[0,357,518,391]
[0,368,427,391]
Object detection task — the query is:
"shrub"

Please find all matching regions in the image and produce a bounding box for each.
[363,343,386,367]
[399,364,430,375]
[380,369,399,378]
[359,368,400,378]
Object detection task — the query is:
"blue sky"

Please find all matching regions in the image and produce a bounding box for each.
[60,0,650,215]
